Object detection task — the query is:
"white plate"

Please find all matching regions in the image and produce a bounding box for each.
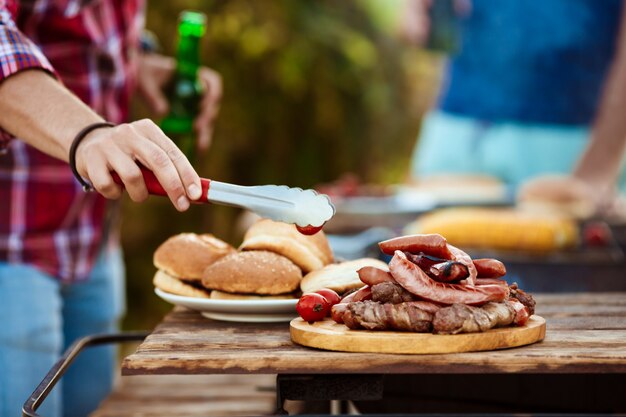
[154,288,298,323]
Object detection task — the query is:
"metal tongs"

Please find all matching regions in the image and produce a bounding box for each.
[112,166,335,231]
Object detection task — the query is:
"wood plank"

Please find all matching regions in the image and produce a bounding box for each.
[90,375,279,417]
[122,293,626,376]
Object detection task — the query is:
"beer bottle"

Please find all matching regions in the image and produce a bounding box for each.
[160,10,207,163]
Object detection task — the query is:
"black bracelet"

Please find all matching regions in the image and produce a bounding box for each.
[69,122,115,192]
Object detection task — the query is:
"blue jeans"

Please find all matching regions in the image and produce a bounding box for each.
[0,246,125,417]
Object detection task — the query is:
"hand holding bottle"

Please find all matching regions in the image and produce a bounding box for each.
[137,53,221,154]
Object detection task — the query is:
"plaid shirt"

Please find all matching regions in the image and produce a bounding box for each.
[0,0,144,282]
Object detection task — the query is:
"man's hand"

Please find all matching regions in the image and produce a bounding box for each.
[137,53,222,152]
[0,70,201,211]
[76,119,202,211]
[517,174,625,221]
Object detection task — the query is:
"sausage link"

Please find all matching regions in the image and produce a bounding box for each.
[378,234,452,259]
[473,258,507,278]
[358,266,394,286]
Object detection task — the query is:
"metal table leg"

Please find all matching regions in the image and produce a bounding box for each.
[22,331,149,417]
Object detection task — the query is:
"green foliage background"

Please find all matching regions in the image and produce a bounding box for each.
[122,0,442,330]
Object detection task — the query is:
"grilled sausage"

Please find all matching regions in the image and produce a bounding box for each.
[379,234,453,259]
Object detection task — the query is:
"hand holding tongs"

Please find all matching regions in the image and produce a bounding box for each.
[112,166,335,231]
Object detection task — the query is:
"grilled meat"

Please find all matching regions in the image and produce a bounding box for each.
[509,282,536,315]
[432,302,515,334]
[371,282,416,304]
[358,266,395,286]
[389,251,509,305]
[429,261,469,282]
[473,258,507,278]
[343,301,433,332]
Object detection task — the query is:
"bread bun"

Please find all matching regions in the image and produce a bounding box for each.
[154,233,235,282]
[300,258,389,294]
[239,219,333,273]
[517,175,595,219]
[202,250,302,295]
[153,270,210,298]
[209,290,297,300]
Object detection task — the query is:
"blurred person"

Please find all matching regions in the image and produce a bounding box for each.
[404,0,626,215]
[0,1,221,416]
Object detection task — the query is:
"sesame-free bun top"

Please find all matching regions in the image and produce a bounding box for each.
[300,258,389,294]
[154,233,236,282]
[239,219,333,273]
[202,250,302,295]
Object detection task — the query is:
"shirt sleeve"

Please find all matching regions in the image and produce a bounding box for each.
[0,0,57,150]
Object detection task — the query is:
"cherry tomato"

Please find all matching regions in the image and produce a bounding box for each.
[315,288,341,306]
[296,293,330,323]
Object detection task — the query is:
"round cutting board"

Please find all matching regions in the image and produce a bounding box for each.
[290,315,546,354]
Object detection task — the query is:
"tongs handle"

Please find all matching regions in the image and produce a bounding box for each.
[111,165,211,201]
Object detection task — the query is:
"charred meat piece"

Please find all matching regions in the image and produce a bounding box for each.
[389,251,509,305]
[371,282,416,304]
[509,282,536,315]
[432,302,515,334]
[447,244,478,285]
[405,252,445,273]
[429,261,469,282]
[343,301,433,332]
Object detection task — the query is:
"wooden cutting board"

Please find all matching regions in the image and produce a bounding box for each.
[290,315,546,354]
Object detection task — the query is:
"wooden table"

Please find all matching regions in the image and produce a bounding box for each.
[123,293,626,375]
[121,293,626,413]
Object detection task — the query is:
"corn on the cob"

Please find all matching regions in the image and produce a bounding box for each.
[405,208,578,252]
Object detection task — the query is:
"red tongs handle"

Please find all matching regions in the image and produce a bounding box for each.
[111,165,210,200]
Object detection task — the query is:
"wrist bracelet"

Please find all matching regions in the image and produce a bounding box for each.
[69,122,115,192]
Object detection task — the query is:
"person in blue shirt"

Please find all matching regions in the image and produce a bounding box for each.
[404,0,626,216]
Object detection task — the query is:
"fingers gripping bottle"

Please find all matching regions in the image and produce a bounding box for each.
[160,10,207,163]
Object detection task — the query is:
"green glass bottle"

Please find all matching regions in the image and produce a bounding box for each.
[160,10,207,163]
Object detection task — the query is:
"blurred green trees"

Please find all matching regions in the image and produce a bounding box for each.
[122,0,442,330]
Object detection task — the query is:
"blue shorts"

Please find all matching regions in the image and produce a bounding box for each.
[0,246,125,417]
[411,110,626,191]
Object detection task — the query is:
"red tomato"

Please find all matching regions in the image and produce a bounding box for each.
[315,288,341,306]
[296,293,330,322]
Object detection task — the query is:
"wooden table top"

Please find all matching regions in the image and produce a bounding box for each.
[122,293,626,376]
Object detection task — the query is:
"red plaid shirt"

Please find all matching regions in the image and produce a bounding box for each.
[0,0,144,282]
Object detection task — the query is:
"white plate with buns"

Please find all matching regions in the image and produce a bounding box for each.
[152,220,335,323]
[155,288,298,322]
